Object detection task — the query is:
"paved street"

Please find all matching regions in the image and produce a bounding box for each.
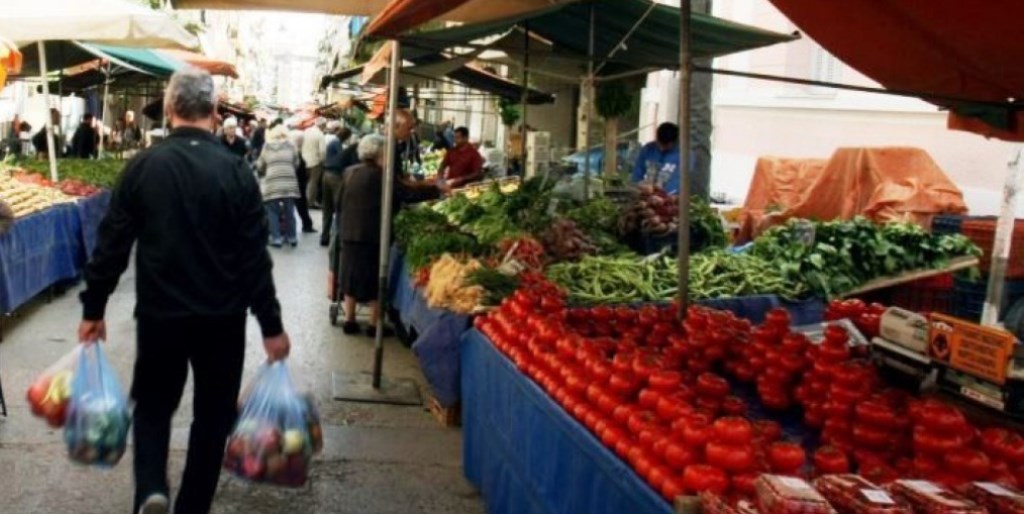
[0,226,483,514]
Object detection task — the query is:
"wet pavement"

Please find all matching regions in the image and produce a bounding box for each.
[0,225,483,514]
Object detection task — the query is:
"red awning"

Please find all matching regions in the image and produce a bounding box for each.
[768,0,1024,141]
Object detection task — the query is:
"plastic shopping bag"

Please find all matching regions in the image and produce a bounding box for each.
[63,343,131,467]
[223,361,323,487]
[26,346,82,428]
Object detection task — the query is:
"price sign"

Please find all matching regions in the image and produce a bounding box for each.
[930,314,1016,385]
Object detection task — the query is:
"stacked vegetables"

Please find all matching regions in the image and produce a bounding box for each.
[424,254,486,313]
[0,174,75,217]
[751,218,981,298]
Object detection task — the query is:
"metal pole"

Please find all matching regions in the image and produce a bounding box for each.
[373,41,401,390]
[99,64,111,158]
[520,23,529,172]
[38,42,58,182]
[583,4,595,201]
[982,147,1024,325]
[677,0,693,319]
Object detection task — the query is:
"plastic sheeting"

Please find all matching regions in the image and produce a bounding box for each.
[0,204,84,313]
[462,329,673,514]
[740,148,968,242]
[389,248,471,407]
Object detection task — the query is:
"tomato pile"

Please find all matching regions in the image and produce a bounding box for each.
[474,278,1024,504]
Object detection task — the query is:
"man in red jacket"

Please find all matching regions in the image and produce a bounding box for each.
[439,126,484,190]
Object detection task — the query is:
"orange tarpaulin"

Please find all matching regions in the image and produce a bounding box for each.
[0,37,22,89]
[740,148,968,242]
[768,0,1024,142]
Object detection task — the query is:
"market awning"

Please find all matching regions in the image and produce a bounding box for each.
[364,0,576,38]
[170,0,564,24]
[768,0,1024,141]
[87,44,182,77]
[0,0,197,49]
[15,41,156,78]
[158,48,239,78]
[391,0,799,77]
[0,37,22,89]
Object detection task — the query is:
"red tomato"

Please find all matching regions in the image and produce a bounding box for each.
[648,370,683,392]
[817,343,851,363]
[663,441,701,470]
[661,476,686,502]
[633,452,656,481]
[981,428,1024,465]
[591,306,614,323]
[753,420,782,442]
[695,397,723,416]
[628,411,660,436]
[812,446,850,475]
[696,373,730,398]
[682,465,729,495]
[759,389,793,411]
[852,423,891,449]
[913,425,965,456]
[713,417,754,445]
[912,456,941,477]
[706,441,756,472]
[656,396,690,423]
[721,396,747,416]
[860,462,899,486]
[609,374,641,397]
[768,442,805,473]
[639,389,664,410]
[682,419,713,449]
[600,426,626,449]
[613,404,636,426]
[944,448,991,481]
[731,473,758,496]
[854,400,899,429]
[733,364,756,383]
[823,324,850,344]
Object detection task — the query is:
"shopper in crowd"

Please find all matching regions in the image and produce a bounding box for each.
[443,120,455,147]
[391,109,445,202]
[18,121,34,157]
[439,126,484,190]
[78,67,290,514]
[257,124,302,248]
[404,114,422,168]
[335,134,394,337]
[70,113,100,159]
[250,118,267,158]
[430,128,451,152]
[287,122,315,233]
[122,110,143,157]
[632,122,686,195]
[32,108,62,158]
[321,122,350,247]
[302,118,328,208]
[219,117,248,159]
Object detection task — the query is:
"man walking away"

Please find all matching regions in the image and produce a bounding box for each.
[302,118,328,208]
[77,67,291,514]
[321,123,350,247]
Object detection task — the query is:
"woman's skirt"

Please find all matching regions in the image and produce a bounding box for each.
[340,241,381,303]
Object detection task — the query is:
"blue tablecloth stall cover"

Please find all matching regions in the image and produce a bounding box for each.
[0,204,84,313]
[77,190,112,259]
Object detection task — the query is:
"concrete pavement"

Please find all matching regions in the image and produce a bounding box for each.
[0,228,483,514]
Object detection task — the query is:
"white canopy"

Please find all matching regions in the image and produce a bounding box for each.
[0,0,198,49]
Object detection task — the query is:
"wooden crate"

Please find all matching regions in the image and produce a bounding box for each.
[427,395,461,427]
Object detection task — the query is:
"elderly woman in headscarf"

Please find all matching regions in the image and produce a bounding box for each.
[256,124,301,247]
[335,134,394,337]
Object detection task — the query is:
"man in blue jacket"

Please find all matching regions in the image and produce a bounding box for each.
[631,122,684,194]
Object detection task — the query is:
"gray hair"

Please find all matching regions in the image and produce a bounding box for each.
[358,134,385,162]
[164,67,216,122]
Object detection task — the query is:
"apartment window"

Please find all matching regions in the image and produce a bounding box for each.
[808,44,840,96]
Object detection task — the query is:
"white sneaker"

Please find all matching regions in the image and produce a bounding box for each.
[138,493,169,514]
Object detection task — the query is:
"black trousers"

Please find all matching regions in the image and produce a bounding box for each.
[131,315,246,514]
[295,160,315,231]
[321,172,343,245]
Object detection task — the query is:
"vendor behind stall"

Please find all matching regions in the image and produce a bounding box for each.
[439,126,484,189]
[631,122,686,194]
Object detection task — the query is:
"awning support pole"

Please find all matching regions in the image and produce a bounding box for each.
[583,3,595,200]
[982,147,1024,325]
[99,63,111,158]
[373,41,402,390]
[38,42,58,182]
[677,0,693,319]
[520,23,529,168]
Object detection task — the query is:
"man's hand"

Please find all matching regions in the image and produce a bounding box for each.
[78,320,106,345]
[263,332,291,362]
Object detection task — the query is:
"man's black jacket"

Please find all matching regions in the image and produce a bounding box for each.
[80,127,283,336]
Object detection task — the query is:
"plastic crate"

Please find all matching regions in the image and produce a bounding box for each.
[952,275,1024,322]
[892,273,953,315]
[961,218,1024,278]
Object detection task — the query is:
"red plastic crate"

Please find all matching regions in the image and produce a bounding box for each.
[961,218,1024,278]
